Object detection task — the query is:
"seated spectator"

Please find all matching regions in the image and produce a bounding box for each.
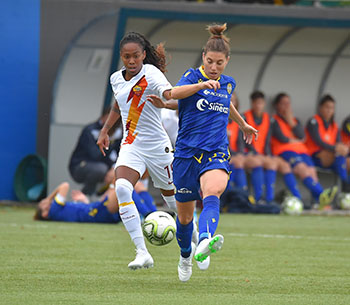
[271,92,337,208]
[243,91,301,202]
[69,107,122,195]
[227,93,264,202]
[341,115,350,176]
[34,180,156,223]
[305,95,349,192]
[341,115,350,148]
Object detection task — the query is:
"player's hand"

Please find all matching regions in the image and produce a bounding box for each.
[335,143,349,156]
[240,122,258,144]
[201,79,220,91]
[97,130,110,156]
[146,94,167,108]
[289,138,301,144]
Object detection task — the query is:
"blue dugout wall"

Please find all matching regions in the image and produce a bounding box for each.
[0,0,40,200]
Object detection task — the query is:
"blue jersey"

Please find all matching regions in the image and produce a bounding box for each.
[174,66,236,158]
[48,196,120,223]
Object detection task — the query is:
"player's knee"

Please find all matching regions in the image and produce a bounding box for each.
[264,159,277,170]
[115,178,133,199]
[177,213,193,225]
[293,163,309,179]
[278,161,291,174]
[246,157,262,168]
[202,186,225,198]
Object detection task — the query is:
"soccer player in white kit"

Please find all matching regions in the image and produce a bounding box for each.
[97,32,176,270]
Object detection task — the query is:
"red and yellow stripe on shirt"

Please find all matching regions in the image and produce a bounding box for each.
[124,76,148,145]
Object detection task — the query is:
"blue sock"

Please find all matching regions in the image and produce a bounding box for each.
[132,191,149,217]
[283,173,301,199]
[265,169,276,202]
[252,167,264,201]
[234,168,248,190]
[303,176,323,202]
[198,195,220,243]
[176,217,193,258]
[138,191,157,213]
[333,156,348,182]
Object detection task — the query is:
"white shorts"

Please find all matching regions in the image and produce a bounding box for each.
[115,143,174,191]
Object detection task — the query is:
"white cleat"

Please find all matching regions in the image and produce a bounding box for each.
[178,242,195,282]
[196,256,210,270]
[128,249,154,270]
[194,234,224,263]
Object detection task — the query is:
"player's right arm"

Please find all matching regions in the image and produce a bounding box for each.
[97,101,121,156]
[166,80,220,100]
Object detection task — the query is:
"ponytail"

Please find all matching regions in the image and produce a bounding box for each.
[203,23,230,58]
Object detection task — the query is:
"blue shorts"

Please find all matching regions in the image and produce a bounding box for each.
[173,149,230,202]
[280,151,314,168]
[311,153,340,171]
[311,154,324,168]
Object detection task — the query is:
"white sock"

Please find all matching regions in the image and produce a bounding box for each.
[115,178,147,252]
[54,193,66,205]
[161,194,177,212]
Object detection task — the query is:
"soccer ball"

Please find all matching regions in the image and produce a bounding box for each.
[339,193,350,210]
[142,211,176,246]
[282,196,303,215]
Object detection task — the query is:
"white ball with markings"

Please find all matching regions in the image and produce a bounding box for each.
[142,211,176,246]
[339,193,350,210]
[282,196,303,215]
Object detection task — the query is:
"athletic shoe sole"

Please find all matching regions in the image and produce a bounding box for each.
[194,235,224,263]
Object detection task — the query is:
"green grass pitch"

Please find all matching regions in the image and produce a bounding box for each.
[1,206,350,305]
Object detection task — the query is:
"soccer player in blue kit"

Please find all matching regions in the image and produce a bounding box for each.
[147,23,258,282]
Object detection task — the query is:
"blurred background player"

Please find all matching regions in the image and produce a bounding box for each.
[97,32,176,270]
[243,90,301,202]
[305,94,350,193]
[34,180,156,223]
[341,115,350,175]
[69,108,122,196]
[271,92,337,208]
[147,23,258,282]
[226,93,264,202]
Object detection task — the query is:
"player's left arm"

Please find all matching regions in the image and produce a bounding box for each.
[229,102,258,144]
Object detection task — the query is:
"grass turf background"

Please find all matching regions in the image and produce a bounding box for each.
[1,207,350,305]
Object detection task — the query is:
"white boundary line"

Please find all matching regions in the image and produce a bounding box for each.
[0,222,49,229]
[228,232,350,242]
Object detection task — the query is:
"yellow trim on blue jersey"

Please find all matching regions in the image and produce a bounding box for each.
[193,153,204,164]
[184,71,191,77]
[119,201,134,207]
[199,66,221,81]
[54,195,65,206]
[88,208,98,217]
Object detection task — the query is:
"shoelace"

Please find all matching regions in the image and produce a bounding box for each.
[180,257,192,268]
[135,249,148,259]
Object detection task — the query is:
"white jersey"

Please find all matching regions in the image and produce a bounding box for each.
[161,108,179,148]
[110,64,172,151]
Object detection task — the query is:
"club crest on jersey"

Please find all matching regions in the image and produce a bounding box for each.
[227,83,233,94]
[133,85,143,96]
